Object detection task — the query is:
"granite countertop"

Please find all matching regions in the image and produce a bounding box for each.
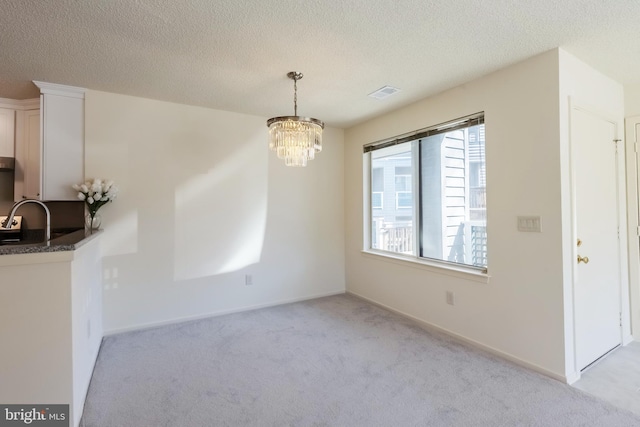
[0,228,102,255]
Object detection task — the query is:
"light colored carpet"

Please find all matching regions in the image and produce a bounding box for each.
[81,294,640,426]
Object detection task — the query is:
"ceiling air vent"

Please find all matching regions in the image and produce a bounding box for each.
[368,85,400,100]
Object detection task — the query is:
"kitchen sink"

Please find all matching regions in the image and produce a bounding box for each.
[0,228,83,246]
[0,239,41,246]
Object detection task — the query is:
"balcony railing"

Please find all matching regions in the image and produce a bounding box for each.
[373,219,487,268]
[470,187,486,209]
[463,221,487,267]
[373,221,413,254]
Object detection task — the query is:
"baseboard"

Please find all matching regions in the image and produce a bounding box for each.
[347,290,570,383]
[104,289,346,336]
[565,370,581,385]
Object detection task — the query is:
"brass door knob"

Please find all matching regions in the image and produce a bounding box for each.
[577,255,589,264]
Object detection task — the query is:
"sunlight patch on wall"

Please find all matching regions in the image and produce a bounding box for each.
[101,210,139,256]
[173,140,267,281]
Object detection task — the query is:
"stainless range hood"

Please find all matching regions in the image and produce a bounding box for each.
[0,157,15,171]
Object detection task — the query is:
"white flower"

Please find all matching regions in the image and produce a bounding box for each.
[73,178,117,218]
[91,180,102,193]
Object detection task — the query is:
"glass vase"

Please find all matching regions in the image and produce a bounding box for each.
[85,212,102,232]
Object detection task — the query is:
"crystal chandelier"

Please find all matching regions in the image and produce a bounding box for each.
[267,72,324,167]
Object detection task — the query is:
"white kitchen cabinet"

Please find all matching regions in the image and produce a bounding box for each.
[9,82,85,202]
[39,85,85,201]
[14,109,41,200]
[0,107,15,157]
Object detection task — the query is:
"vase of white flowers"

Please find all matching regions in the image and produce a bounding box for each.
[72,178,118,231]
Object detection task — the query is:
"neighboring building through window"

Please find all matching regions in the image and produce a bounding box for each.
[365,113,487,270]
[370,146,413,255]
[372,167,384,209]
[394,166,412,209]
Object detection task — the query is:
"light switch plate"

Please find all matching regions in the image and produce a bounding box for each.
[517,216,541,232]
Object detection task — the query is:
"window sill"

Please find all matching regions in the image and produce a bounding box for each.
[361,249,491,284]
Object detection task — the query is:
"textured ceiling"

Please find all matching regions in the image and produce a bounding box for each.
[0,0,638,128]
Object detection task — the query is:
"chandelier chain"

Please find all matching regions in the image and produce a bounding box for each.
[293,78,298,116]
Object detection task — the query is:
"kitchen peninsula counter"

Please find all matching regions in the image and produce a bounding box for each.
[0,228,101,257]
[0,230,103,427]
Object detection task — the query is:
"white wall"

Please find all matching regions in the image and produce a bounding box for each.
[85,91,345,333]
[558,50,626,379]
[625,84,640,117]
[345,49,569,379]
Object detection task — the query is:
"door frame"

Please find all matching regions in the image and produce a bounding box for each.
[568,99,631,380]
[625,115,640,342]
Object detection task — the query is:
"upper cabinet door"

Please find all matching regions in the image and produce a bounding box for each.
[41,93,84,200]
[0,108,16,157]
[14,109,41,201]
[38,88,85,201]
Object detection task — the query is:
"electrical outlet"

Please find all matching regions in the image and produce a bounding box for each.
[245,274,253,286]
[446,291,454,306]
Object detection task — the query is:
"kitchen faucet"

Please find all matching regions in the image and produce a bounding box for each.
[1,199,51,242]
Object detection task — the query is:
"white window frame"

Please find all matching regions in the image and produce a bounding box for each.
[362,112,488,277]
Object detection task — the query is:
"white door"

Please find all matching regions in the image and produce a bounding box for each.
[572,107,622,371]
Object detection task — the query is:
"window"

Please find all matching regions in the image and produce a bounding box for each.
[396,192,412,209]
[364,113,487,271]
[370,146,414,255]
[394,167,412,190]
[394,166,412,209]
[372,168,384,209]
